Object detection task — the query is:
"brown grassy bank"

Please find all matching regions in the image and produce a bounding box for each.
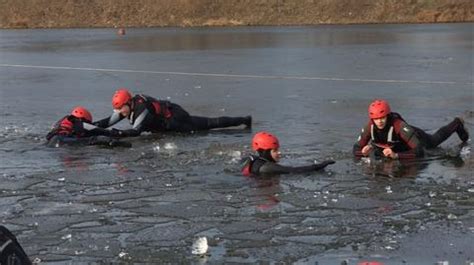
[0,0,472,29]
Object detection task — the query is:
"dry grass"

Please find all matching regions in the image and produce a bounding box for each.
[0,0,472,28]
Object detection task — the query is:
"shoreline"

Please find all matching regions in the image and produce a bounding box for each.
[0,21,470,31]
[1,0,472,29]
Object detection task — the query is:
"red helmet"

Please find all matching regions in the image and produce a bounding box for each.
[368,99,391,119]
[71,106,92,122]
[252,131,280,151]
[112,88,132,109]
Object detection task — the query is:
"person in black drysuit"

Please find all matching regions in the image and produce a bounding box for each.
[241,131,335,176]
[0,226,31,265]
[45,106,129,147]
[353,99,469,159]
[93,88,252,137]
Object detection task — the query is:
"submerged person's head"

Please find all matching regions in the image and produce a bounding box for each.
[112,88,132,117]
[71,106,92,123]
[368,99,391,129]
[252,131,281,162]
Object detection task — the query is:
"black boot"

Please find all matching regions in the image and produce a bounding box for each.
[455,117,469,142]
[244,116,252,129]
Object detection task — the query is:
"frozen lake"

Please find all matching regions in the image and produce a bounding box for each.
[0,23,473,264]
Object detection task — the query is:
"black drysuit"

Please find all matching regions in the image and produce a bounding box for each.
[94,94,251,137]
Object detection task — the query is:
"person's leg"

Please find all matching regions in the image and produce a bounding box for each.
[167,103,251,132]
[420,118,469,149]
[189,115,251,131]
[412,126,435,148]
[165,104,195,132]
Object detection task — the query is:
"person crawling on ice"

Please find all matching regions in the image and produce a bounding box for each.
[93,88,252,137]
[353,99,469,159]
[242,131,335,176]
[46,106,128,147]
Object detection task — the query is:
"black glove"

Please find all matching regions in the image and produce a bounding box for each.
[108,139,132,148]
[314,160,336,170]
[110,128,124,137]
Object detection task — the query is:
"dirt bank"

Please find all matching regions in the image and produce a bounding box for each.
[0,0,473,29]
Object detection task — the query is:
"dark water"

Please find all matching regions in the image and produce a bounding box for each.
[0,24,473,264]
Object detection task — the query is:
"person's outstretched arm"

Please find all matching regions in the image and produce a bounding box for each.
[109,107,155,137]
[79,122,121,137]
[259,160,335,174]
[93,112,124,128]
